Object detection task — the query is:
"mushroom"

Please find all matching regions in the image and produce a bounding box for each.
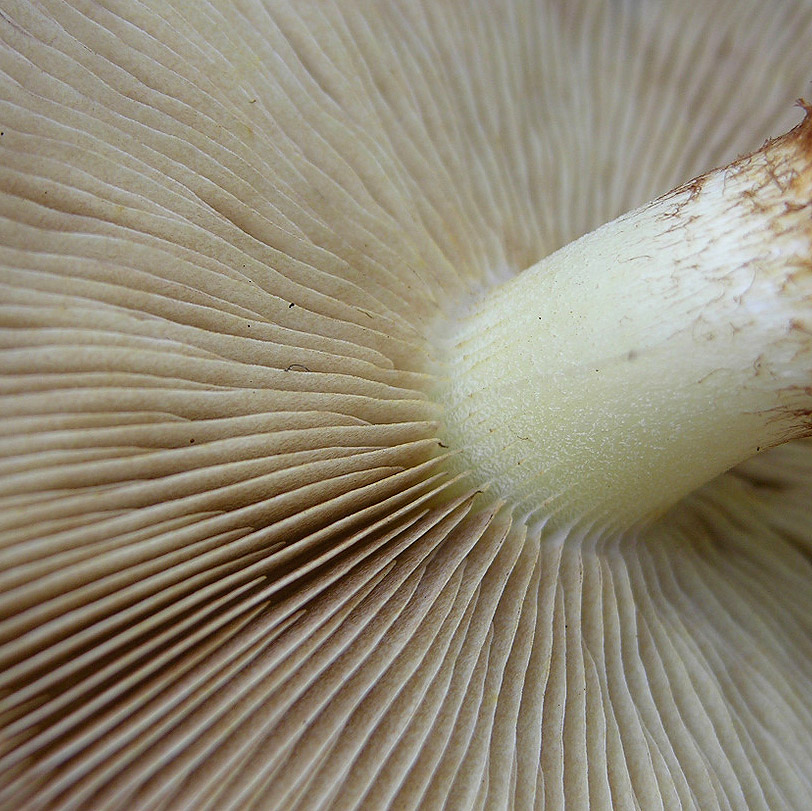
[1,0,811,809]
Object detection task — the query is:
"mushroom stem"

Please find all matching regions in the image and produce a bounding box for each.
[438,109,812,532]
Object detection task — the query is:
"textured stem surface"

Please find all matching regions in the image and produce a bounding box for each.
[438,110,812,531]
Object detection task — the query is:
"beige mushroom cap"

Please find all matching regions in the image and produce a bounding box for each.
[1,1,811,808]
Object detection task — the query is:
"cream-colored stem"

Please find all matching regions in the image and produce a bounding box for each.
[438,111,812,532]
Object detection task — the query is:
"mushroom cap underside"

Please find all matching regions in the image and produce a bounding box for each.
[1,1,811,808]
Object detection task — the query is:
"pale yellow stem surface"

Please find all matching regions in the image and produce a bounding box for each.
[438,110,812,532]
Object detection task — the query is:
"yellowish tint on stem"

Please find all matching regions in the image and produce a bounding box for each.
[437,108,812,533]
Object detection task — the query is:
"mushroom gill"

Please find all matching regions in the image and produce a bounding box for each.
[0,1,811,809]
